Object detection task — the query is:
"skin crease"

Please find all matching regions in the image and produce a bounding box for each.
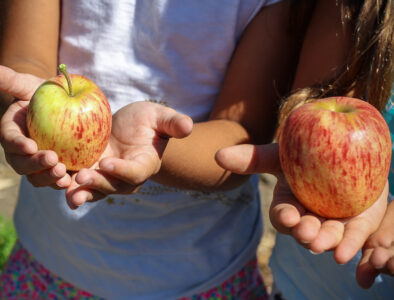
[0,0,391,289]
[215,0,391,287]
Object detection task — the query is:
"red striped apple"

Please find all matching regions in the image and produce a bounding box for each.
[279,97,391,218]
[26,64,112,171]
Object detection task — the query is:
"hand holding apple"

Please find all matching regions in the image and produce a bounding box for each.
[0,65,71,188]
[65,101,193,209]
[279,97,391,218]
[26,64,112,171]
[215,142,388,264]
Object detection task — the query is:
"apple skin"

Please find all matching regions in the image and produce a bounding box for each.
[279,97,391,218]
[26,73,112,171]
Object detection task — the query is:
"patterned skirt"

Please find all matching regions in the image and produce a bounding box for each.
[0,240,268,300]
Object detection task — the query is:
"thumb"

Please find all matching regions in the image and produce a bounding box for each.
[155,106,193,139]
[0,65,44,100]
[215,143,281,175]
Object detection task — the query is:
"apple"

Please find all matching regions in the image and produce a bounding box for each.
[279,97,391,218]
[26,64,112,171]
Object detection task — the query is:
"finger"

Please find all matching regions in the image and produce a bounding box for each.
[54,173,72,189]
[0,65,43,100]
[387,257,394,275]
[0,101,38,155]
[99,154,160,185]
[6,151,58,175]
[26,163,70,188]
[215,143,281,175]
[155,106,193,139]
[369,247,394,270]
[356,248,379,289]
[74,168,141,195]
[66,188,106,209]
[291,214,322,245]
[308,220,344,254]
[65,174,106,209]
[334,218,372,265]
[334,190,387,264]
[269,200,302,234]
[269,176,305,234]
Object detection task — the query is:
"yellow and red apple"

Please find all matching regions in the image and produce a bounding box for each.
[279,97,391,218]
[26,64,112,171]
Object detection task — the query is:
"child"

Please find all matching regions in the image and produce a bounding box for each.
[216,0,394,299]
[0,0,295,299]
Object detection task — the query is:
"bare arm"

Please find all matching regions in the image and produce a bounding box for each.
[152,0,297,190]
[217,0,387,264]
[0,0,71,189]
[0,0,59,77]
[0,0,60,116]
[269,1,388,265]
[290,0,352,90]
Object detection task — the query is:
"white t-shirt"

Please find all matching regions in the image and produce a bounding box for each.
[14,1,280,299]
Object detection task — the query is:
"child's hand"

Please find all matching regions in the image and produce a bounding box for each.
[271,174,388,264]
[215,143,388,264]
[0,66,71,189]
[356,201,394,289]
[65,101,193,209]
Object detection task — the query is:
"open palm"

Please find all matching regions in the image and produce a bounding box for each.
[215,143,388,264]
[65,101,193,208]
[271,170,387,264]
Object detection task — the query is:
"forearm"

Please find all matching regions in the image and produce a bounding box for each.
[153,0,297,191]
[0,0,59,75]
[290,0,352,90]
[0,0,60,114]
[152,119,251,190]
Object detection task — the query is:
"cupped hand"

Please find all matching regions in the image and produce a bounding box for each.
[0,65,71,188]
[356,201,394,289]
[215,143,388,264]
[65,101,193,209]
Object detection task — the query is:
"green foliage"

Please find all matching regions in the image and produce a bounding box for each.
[0,215,17,272]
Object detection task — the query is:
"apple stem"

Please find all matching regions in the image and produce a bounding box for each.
[58,64,74,97]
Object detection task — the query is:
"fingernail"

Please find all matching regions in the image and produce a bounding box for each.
[56,181,65,188]
[53,167,64,177]
[309,250,319,255]
[53,168,59,177]
[101,164,114,171]
[300,240,310,244]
